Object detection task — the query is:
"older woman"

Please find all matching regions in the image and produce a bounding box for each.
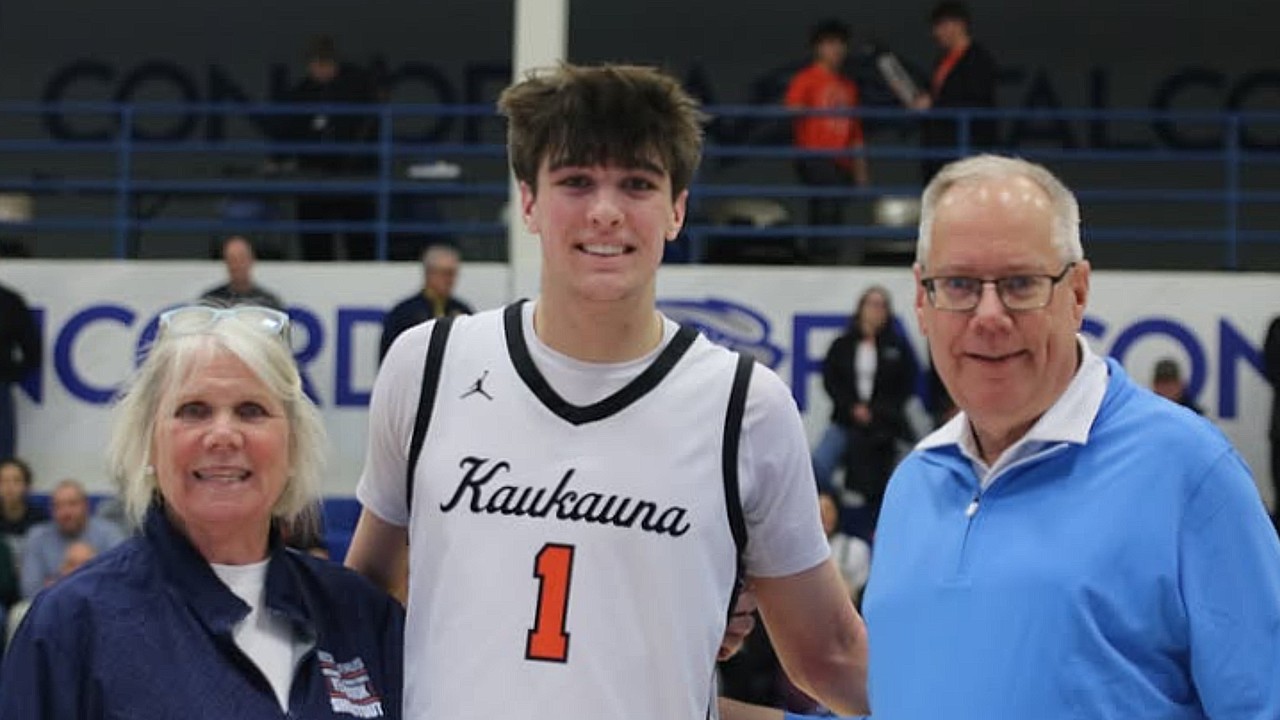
[0,305,403,719]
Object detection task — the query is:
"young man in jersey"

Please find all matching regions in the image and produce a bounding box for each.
[345,63,868,719]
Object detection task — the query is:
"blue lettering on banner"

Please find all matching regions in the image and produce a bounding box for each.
[20,302,1270,423]
[335,308,385,407]
[1218,319,1264,419]
[288,307,324,406]
[55,304,136,405]
[1108,317,1208,403]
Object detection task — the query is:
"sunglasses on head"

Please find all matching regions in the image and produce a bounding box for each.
[158,305,291,344]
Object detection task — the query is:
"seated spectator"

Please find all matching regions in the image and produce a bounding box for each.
[6,541,95,646]
[93,494,130,536]
[20,479,125,599]
[1151,357,1203,415]
[279,504,330,560]
[0,457,49,550]
[201,236,285,310]
[819,492,870,605]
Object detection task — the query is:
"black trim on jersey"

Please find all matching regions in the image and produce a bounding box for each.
[502,300,699,426]
[709,352,755,720]
[406,317,455,516]
[721,353,753,609]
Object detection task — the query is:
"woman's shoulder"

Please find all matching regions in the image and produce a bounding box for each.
[285,550,401,612]
[19,539,150,629]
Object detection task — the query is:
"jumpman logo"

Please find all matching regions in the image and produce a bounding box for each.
[461,370,494,401]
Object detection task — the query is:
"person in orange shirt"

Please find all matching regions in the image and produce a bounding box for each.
[911,2,998,182]
[784,19,869,257]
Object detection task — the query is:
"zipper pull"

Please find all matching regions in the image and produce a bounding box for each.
[965,493,980,518]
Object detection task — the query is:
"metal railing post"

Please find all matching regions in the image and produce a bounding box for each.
[114,106,134,259]
[1223,114,1241,270]
[375,105,393,261]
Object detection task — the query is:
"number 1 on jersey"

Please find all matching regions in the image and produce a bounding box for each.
[526,543,575,663]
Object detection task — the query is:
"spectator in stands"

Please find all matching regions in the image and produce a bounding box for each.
[722,154,1280,720]
[911,2,998,182]
[819,492,870,605]
[0,305,403,717]
[201,236,285,310]
[1150,357,1203,414]
[0,457,48,540]
[5,541,94,648]
[0,278,40,461]
[280,35,381,261]
[1266,315,1280,527]
[19,479,125,599]
[784,19,869,261]
[813,286,917,531]
[378,244,473,362]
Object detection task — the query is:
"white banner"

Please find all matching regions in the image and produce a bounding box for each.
[2,260,1275,510]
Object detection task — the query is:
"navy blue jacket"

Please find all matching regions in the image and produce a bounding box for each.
[0,506,404,719]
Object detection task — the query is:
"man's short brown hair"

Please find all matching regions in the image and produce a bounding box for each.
[497,63,706,198]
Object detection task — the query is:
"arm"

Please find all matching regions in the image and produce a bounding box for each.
[19,533,47,600]
[344,509,409,605]
[753,559,869,716]
[1264,317,1280,387]
[718,698,785,720]
[1181,449,1280,718]
[718,697,866,720]
[851,151,869,187]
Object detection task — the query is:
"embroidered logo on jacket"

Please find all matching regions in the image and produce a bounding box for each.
[318,650,384,718]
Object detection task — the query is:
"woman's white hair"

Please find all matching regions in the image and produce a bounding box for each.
[916,154,1083,269]
[106,311,327,528]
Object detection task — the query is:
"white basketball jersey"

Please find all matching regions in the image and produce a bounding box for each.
[402,302,748,719]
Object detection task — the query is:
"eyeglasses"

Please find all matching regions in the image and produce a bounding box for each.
[921,263,1076,312]
[158,305,291,343]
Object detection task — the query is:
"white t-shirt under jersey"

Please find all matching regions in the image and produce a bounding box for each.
[210,559,306,711]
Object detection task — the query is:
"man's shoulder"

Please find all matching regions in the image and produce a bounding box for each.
[286,549,401,616]
[23,521,56,545]
[387,293,426,316]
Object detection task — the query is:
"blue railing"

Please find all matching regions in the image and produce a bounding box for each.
[1,101,1277,267]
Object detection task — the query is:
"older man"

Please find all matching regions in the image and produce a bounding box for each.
[20,480,125,599]
[378,244,473,362]
[201,236,284,310]
[724,155,1280,720]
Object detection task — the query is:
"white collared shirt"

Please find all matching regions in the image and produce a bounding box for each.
[916,335,1110,489]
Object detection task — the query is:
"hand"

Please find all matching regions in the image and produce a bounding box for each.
[718,586,759,661]
[911,94,933,111]
[852,403,872,426]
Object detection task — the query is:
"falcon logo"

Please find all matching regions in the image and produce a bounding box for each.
[657,298,785,368]
[461,370,494,401]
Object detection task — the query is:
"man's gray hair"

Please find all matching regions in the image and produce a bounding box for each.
[421,244,461,268]
[916,154,1083,268]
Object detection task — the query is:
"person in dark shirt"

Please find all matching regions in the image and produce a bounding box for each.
[0,457,47,538]
[379,244,473,361]
[201,236,285,310]
[0,279,40,461]
[280,35,381,261]
[1151,357,1204,415]
[912,2,998,182]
